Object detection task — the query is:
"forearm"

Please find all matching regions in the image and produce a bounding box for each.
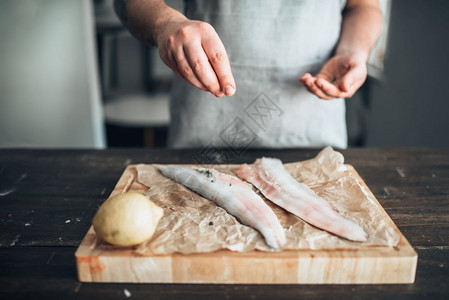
[336,0,383,61]
[114,0,186,46]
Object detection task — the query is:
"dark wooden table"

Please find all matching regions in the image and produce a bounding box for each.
[1,148,448,299]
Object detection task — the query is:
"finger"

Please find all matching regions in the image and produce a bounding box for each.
[299,73,312,84]
[184,43,222,97]
[202,35,236,96]
[299,73,316,89]
[173,48,209,92]
[299,73,318,91]
[339,63,366,93]
[304,77,333,100]
[163,49,209,92]
[315,78,350,98]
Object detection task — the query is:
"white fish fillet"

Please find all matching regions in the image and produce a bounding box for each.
[158,166,286,249]
[234,158,368,242]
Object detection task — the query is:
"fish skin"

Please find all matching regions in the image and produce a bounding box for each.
[158,165,286,249]
[234,158,368,242]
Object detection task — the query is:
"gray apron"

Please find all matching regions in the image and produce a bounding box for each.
[168,0,348,149]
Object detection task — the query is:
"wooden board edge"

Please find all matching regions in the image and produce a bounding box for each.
[75,231,418,284]
[75,249,417,284]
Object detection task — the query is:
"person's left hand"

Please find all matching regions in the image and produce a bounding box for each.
[299,52,367,100]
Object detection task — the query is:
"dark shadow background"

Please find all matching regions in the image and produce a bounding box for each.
[365,0,449,146]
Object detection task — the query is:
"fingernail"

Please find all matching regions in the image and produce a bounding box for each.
[225,85,235,96]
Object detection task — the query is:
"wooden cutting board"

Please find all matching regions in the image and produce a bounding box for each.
[75,164,417,284]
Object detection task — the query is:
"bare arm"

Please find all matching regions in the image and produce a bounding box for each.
[336,0,383,61]
[114,0,184,46]
[114,0,236,97]
[300,0,383,99]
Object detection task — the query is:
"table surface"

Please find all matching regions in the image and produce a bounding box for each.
[0,147,448,299]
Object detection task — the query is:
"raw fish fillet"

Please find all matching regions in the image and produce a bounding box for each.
[235,158,368,242]
[158,166,286,249]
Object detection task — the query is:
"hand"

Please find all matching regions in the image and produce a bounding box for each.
[157,20,236,98]
[299,52,367,100]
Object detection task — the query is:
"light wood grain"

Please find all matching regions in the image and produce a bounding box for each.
[75,164,417,284]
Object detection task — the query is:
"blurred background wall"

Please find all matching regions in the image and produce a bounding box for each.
[1,0,448,148]
[0,0,105,148]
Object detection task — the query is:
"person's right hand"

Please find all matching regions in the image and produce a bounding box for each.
[156,20,236,98]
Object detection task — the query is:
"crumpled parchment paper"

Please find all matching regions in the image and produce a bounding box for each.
[132,147,400,255]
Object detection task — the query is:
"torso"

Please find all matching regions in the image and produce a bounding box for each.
[168,0,348,149]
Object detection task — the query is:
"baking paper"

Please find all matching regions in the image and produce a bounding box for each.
[130,147,400,254]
